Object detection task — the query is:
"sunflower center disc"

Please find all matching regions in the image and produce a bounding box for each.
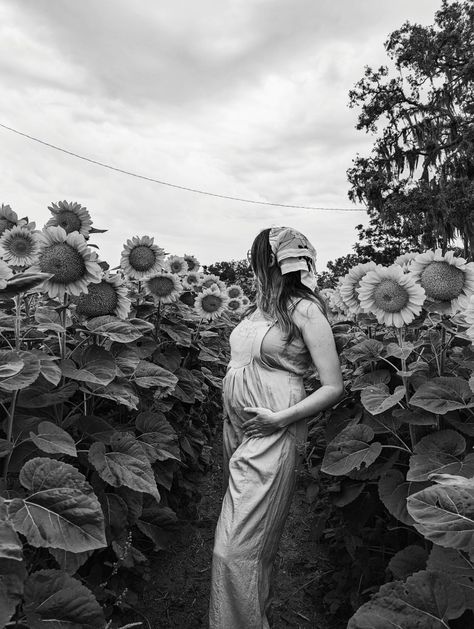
[201,294,222,312]
[148,276,174,296]
[373,279,409,312]
[228,288,240,298]
[39,243,87,283]
[0,219,15,235]
[77,281,118,317]
[57,210,83,233]
[10,236,32,256]
[228,299,240,310]
[128,245,156,272]
[420,261,464,301]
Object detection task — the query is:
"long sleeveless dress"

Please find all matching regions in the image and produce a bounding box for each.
[209,303,313,629]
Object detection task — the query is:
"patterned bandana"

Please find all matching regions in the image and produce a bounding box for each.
[268,226,318,291]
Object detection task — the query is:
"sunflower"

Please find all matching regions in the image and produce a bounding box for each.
[33,226,102,299]
[0,225,41,267]
[46,200,93,237]
[241,296,250,307]
[409,249,474,313]
[0,204,18,236]
[120,235,166,280]
[76,273,131,319]
[195,287,229,320]
[0,259,12,289]
[182,271,203,291]
[357,264,425,327]
[226,284,243,299]
[200,273,226,292]
[340,262,377,314]
[227,297,242,313]
[145,272,182,304]
[183,254,200,272]
[166,255,188,275]
[394,252,418,272]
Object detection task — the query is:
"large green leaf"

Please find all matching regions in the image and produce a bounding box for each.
[133,360,178,391]
[343,339,384,363]
[31,351,62,386]
[83,379,139,410]
[347,570,465,628]
[378,469,429,526]
[85,315,143,342]
[24,569,105,629]
[88,433,160,501]
[0,518,23,560]
[61,346,116,386]
[360,384,406,415]
[48,548,93,575]
[30,421,77,457]
[0,350,40,391]
[387,545,428,580]
[427,546,474,610]
[111,345,140,376]
[393,408,438,426]
[321,425,382,476]
[35,306,68,333]
[99,493,128,543]
[407,430,474,482]
[410,377,474,414]
[385,341,415,360]
[17,380,77,408]
[407,481,474,550]
[351,369,391,391]
[135,411,180,463]
[0,558,27,628]
[75,415,115,444]
[7,457,106,552]
[1,272,51,298]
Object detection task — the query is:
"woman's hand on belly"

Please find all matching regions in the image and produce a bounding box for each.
[241,406,283,437]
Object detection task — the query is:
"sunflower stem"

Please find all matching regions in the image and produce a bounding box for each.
[14,295,21,350]
[439,323,447,376]
[3,389,18,483]
[397,327,417,447]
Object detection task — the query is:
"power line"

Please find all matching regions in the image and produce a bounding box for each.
[0,121,367,212]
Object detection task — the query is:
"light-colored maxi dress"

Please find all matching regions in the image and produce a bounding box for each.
[209,302,313,629]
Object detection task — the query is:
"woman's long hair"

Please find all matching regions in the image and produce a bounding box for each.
[247,228,328,344]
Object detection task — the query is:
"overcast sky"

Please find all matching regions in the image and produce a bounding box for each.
[1,0,440,270]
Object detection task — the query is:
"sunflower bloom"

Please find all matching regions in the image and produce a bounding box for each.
[0,225,41,267]
[182,271,202,291]
[166,255,188,275]
[227,297,243,313]
[120,235,166,280]
[0,259,13,289]
[183,254,200,272]
[145,272,182,304]
[241,296,250,307]
[0,204,19,236]
[339,262,377,314]
[195,288,229,320]
[33,226,102,299]
[46,200,93,237]
[358,264,425,327]
[410,249,474,313]
[394,252,418,272]
[226,284,243,299]
[200,273,226,292]
[76,273,131,319]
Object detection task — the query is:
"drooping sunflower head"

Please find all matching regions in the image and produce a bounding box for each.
[200,273,226,292]
[410,249,474,313]
[166,255,188,275]
[183,254,200,272]
[46,200,93,237]
[0,204,18,236]
[358,264,426,327]
[120,235,166,280]
[34,226,102,300]
[0,259,13,289]
[195,288,229,320]
[76,273,131,319]
[340,261,378,314]
[0,225,41,267]
[145,272,182,304]
[226,284,243,299]
[182,271,202,291]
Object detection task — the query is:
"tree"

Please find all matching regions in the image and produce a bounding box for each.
[347,0,474,258]
[204,259,255,298]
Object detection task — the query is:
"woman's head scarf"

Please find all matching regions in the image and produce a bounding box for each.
[268,226,318,291]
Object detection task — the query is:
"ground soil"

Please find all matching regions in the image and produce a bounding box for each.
[134,430,346,629]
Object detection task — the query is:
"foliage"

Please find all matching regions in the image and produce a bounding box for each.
[0,202,248,628]
[347,0,474,257]
[205,259,255,299]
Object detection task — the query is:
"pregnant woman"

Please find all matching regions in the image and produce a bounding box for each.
[209,226,343,628]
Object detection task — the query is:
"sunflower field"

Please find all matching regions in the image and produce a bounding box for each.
[0,201,250,629]
[314,253,474,627]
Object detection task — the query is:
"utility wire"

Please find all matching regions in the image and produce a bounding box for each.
[0,121,367,212]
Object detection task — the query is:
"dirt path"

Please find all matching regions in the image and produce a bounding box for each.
[136,432,342,629]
